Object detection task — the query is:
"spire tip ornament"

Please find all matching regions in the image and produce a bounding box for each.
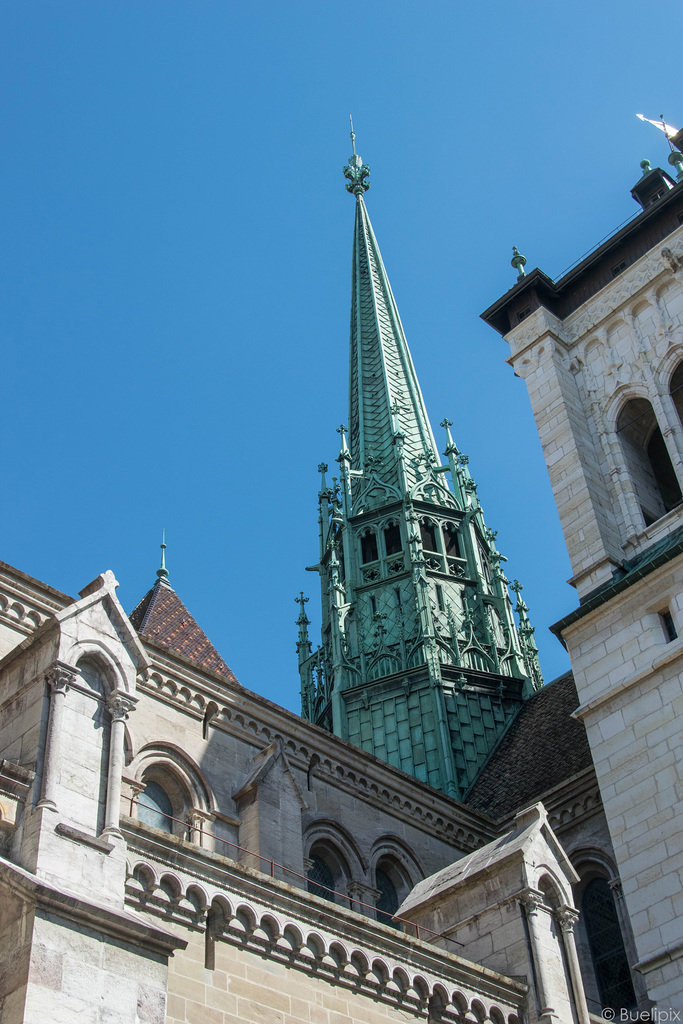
[511,246,527,281]
[344,116,370,197]
[157,529,171,587]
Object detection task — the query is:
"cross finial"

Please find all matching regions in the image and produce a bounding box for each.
[337,423,349,451]
[350,114,357,156]
[157,529,171,586]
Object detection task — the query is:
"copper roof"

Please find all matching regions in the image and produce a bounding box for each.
[129,582,237,682]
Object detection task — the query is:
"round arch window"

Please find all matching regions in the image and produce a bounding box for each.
[138,780,173,833]
[307,855,336,902]
[582,877,636,1011]
[375,867,399,926]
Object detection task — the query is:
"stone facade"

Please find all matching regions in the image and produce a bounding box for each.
[0,551,612,1023]
[1,142,672,1024]
[482,158,683,1012]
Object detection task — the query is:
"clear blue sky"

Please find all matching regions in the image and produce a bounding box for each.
[1,3,680,709]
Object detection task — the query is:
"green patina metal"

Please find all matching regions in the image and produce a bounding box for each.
[298,137,543,800]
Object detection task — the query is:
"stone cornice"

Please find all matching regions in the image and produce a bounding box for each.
[0,562,72,644]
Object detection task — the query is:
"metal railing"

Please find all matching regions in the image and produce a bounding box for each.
[127,796,463,949]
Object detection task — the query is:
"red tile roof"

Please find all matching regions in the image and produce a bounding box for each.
[129,582,238,682]
[466,672,593,820]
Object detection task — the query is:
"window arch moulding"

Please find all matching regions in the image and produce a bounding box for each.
[615,395,682,525]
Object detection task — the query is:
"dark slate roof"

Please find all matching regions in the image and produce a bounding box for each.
[129,582,238,682]
[466,672,593,821]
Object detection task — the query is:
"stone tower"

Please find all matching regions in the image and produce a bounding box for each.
[481,136,683,1010]
[299,132,542,800]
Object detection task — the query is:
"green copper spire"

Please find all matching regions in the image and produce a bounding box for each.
[344,130,445,513]
[298,142,543,801]
[156,529,172,588]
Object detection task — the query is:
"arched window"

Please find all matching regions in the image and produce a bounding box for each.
[420,520,438,552]
[443,524,461,558]
[62,658,111,835]
[360,531,378,563]
[375,856,412,929]
[307,855,336,902]
[383,522,402,556]
[582,878,636,1012]
[375,867,399,927]
[138,780,173,833]
[617,398,681,525]
[670,361,683,428]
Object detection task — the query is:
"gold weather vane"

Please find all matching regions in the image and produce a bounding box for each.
[637,113,679,140]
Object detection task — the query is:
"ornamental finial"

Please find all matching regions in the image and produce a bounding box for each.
[511,246,527,281]
[344,115,370,197]
[157,529,171,587]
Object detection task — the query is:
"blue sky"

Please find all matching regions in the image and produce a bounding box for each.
[1,2,680,709]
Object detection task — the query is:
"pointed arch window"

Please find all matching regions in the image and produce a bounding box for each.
[443,524,461,558]
[361,531,379,563]
[375,856,412,930]
[616,397,681,525]
[383,522,402,556]
[420,520,438,552]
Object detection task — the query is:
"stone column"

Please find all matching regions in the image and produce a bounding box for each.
[102,691,137,837]
[186,809,215,847]
[37,665,76,811]
[520,890,557,1023]
[557,906,590,1024]
[346,880,381,916]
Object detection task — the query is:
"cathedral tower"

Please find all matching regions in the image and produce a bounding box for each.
[481,138,683,1010]
[298,133,542,800]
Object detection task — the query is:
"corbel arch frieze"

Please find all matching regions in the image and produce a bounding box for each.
[123,853,521,1021]
[628,294,653,322]
[509,332,563,381]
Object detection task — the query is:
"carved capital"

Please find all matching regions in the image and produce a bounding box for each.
[556,905,580,933]
[608,877,624,901]
[106,691,137,721]
[45,665,76,696]
[346,881,381,909]
[519,889,545,916]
